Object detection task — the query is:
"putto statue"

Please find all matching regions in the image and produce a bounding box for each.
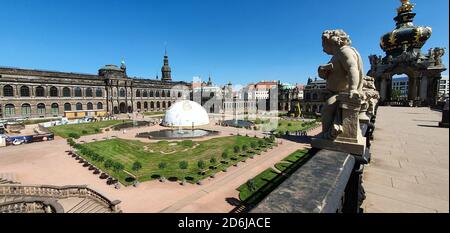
[312,29,368,156]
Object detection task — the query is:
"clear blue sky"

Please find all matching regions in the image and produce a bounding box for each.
[0,0,448,86]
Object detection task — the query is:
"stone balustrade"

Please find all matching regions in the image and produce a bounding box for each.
[0,184,121,213]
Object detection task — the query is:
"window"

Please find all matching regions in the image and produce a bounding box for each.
[76,103,83,111]
[21,103,31,117]
[162,102,166,108]
[168,102,172,108]
[162,91,166,97]
[96,88,103,97]
[63,87,71,97]
[64,103,72,111]
[51,103,59,115]
[20,86,30,97]
[3,85,14,97]
[149,90,154,97]
[75,87,82,97]
[156,102,160,108]
[136,90,141,98]
[156,91,160,97]
[137,102,141,109]
[120,88,126,97]
[50,86,58,97]
[36,86,45,97]
[143,91,148,97]
[87,102,93,110]
[168,91,171,97]
[178,92,182,98]
[4,104,15,117]
[85,88,93,97]
[144,102,148,109]
[150,102,154,109]
[37,103,46,116]
[97,102,103,110]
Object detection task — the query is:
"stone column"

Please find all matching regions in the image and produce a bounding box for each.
[380,78,387,102]
[419,77,428,101]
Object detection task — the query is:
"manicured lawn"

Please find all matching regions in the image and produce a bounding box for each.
[252,119,318,134]
[49,120,127,138]
[237,149,310,203]
[23,118,61,125]
[237,168,279,202]
[77,135,271,185]
[143,111,165,116]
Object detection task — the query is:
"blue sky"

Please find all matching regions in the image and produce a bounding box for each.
[0,0,448,86]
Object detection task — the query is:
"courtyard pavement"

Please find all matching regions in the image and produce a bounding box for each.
[363,107,449,213]
[0,121,318,213]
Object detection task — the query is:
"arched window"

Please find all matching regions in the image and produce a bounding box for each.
[76,103,83,111]
[64,103,72,111]
[156,91,160,97]
[136,90,141,98]
[36,86,45,97]
[120,88,126,97]
[149,90,154,97]
[162,91,166,97]
[143,91,148,97]
[96,88,103,97]
[37,103,46,116]
[75,87,82,97]
[4,104,15,117]
[87,102,93,110]
[20,86,30,97]
[156,101,160,108]
[162,102,166,108]
[144,102,148,109]
[178,92,182,98]
[51,103,59,115]
[150,102,154,109]
[137,102,141,109]
[50,86,58,97]
[168,102,172,108]
[97,102,103,110]
[167,91,171,97]
[21,103,31,117]
[85,88,93,97]
[63,87,71,97]
[3,85,14,97]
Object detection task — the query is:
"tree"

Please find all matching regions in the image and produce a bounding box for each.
[104,159,114,169]
[250,142,257,150]
[197,160,206,170]
[113,162,124,172]
[222,151,229,160]
[258,140,265,147]
[132,161,142,172]
[391,89,402,101]
[210,157,217,165]
[179,161,188,170]
[242,144,248,153]
[233,145,241,154]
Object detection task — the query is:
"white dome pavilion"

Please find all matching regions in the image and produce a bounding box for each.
[163,100,210,127]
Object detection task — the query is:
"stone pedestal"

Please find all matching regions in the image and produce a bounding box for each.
[312,94,367,156]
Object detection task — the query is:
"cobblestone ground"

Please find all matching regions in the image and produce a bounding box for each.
[363,107,449,213]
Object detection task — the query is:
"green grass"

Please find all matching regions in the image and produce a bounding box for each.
[143,111,165,116]
[49,120,126,138]
[78,136,266,185]
[237,149,310,204]
[255,119,318,134]
[237,169,279,202]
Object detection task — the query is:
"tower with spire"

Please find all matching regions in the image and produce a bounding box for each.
[161,48,172,82]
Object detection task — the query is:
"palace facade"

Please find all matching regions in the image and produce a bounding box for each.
[0,53,191,119]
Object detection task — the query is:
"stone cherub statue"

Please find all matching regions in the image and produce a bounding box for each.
[361,76,380,118]
[317,29,364,140]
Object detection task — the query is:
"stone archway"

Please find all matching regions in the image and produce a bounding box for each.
[119,102,127,114]
[368,0,446,107]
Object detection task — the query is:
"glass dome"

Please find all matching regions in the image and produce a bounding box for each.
[162,100,210,127]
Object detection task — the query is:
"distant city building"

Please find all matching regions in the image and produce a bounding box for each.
[0,52,191,120]
[301,77,326,117]
[391,76,409,99]
[438,76,449,99]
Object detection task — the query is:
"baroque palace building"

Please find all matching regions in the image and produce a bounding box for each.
[0,52,191,119]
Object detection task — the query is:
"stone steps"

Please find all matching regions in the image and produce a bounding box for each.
[66,198,110,213]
